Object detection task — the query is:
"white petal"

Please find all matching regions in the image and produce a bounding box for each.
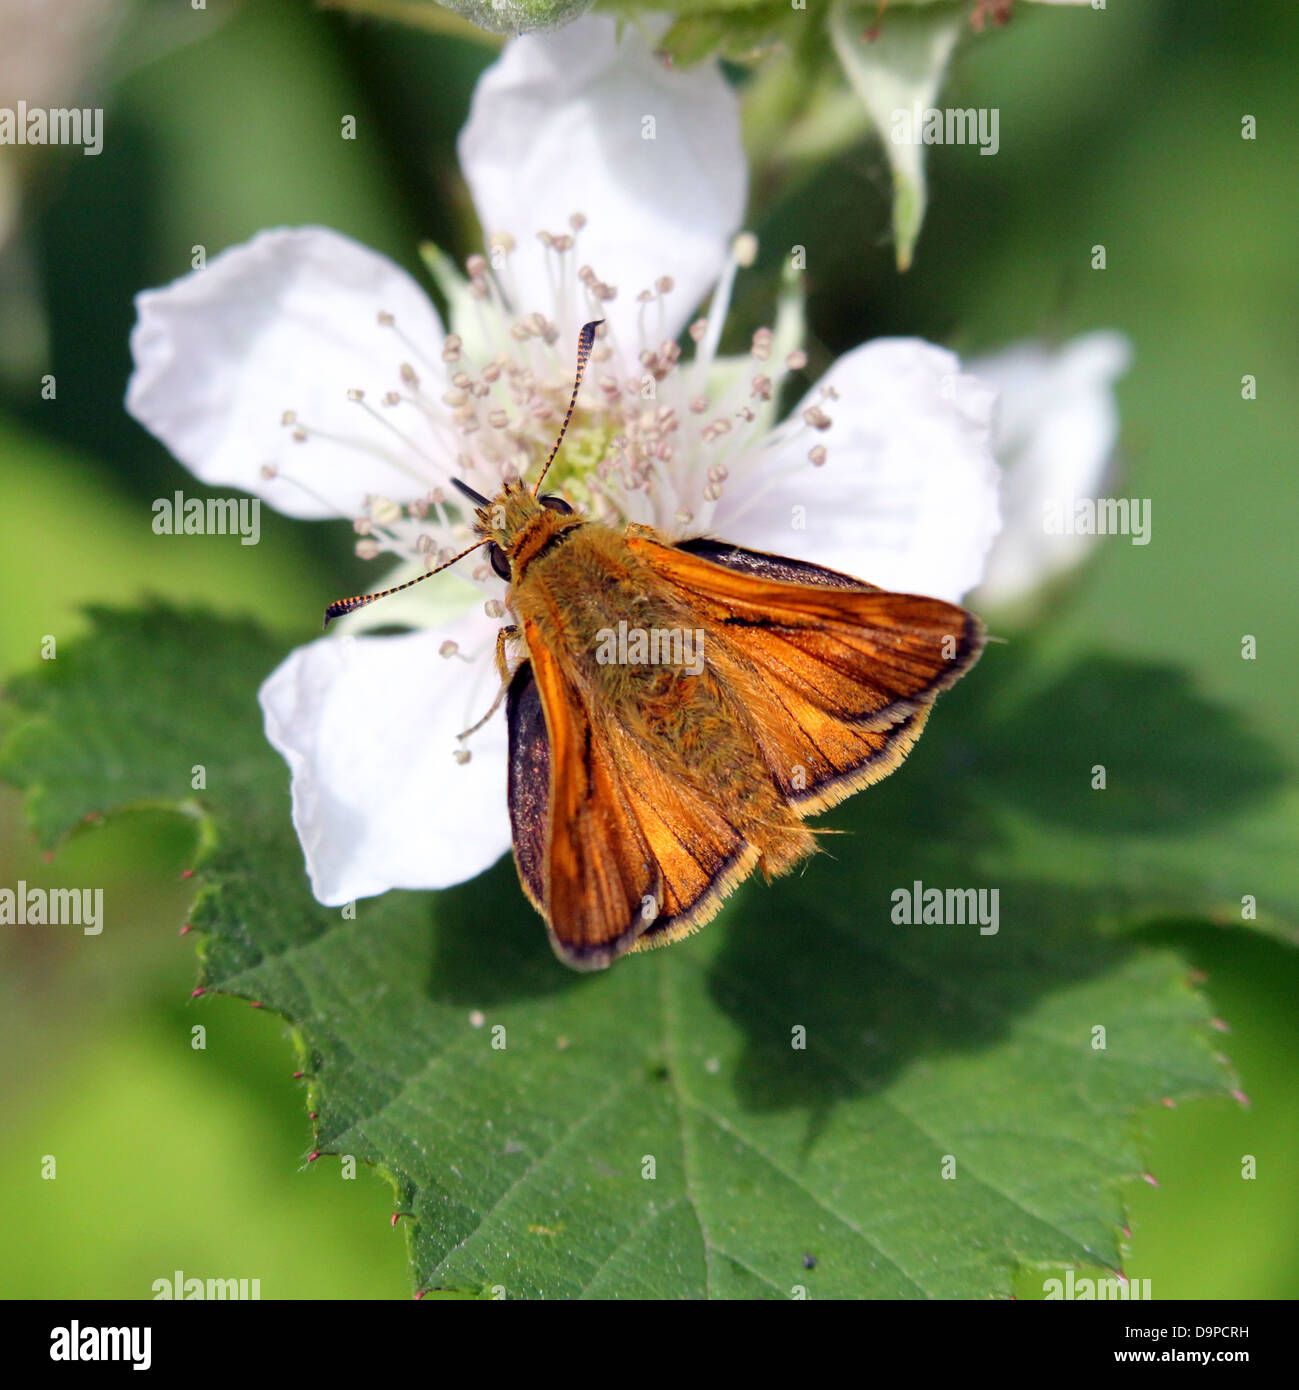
[458,14,745,349]
[971,331,1132,609]
[714,339,1001,603]
[259,608,513,906]
[127,226,447,520]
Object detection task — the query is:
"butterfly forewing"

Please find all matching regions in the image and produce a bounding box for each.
[629,534,984,728]
[517,619,665,968]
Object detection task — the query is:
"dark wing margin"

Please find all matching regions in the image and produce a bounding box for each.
[674,536,880,592]
[505,660,549,915]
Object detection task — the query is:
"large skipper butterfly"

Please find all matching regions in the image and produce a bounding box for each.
[325,322,985,968]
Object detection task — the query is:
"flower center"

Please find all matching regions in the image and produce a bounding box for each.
[277,220,825,605]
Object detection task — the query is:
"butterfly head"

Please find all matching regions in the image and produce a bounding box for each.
[453,477,581,581]
[322,319,601,628]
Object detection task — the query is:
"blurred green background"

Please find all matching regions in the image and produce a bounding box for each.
[1,0,1295,1297]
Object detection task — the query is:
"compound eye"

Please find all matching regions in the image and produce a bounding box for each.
[487,543,511,581]
[539,494,574,515]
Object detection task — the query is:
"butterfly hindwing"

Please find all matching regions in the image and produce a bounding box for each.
[607,720,758,953]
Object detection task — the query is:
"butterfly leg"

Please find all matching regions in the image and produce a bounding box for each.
[456,626,518,744]
[492,624,519,686]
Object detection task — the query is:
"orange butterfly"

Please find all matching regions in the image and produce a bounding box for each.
[326,322,985,969]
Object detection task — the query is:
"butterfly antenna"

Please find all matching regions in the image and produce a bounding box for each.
[323,539,487,630]
[532,319,602,496]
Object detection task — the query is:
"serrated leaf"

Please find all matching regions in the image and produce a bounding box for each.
[3,606,1275,1296]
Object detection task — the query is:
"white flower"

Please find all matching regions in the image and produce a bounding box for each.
[125,15,1002,909]
[971,331,1132,612]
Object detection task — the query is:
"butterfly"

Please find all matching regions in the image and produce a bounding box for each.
[325,321,985,969]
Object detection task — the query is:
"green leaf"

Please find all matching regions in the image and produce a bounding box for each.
[656,4,801,67]
[829,0,967,270]
[3,605,1274,1296]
